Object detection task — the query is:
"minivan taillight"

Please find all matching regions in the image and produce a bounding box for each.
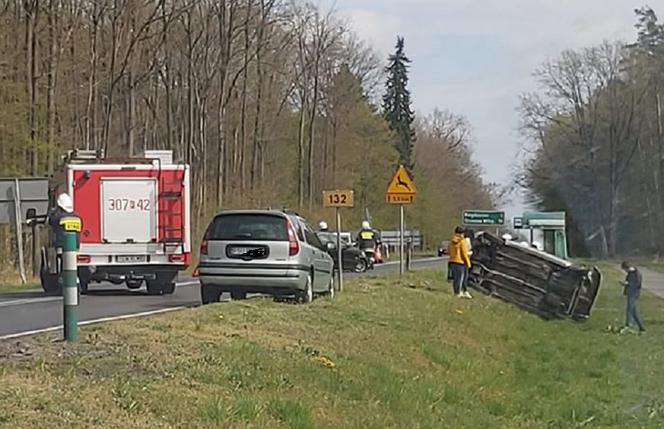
[287,221,299,256]
[200,240,208,255]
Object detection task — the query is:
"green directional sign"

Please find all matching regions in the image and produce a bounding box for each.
[463,210,505,226]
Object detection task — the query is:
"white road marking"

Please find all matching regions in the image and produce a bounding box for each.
[0,306,189,341]
[0,297,62,307]
[0,280,199,308]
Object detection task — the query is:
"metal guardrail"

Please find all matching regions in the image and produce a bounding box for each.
[380,230,422,248]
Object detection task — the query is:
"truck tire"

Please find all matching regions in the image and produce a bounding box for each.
[159,272,177,295]
[146,280,163,295]
[147,273,177,296]
[78,270,91,295]
[126,280,143,290]
[201,284,220,305]
[161,281,176,295]
[79,279,89,295]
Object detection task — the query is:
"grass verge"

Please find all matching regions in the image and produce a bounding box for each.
[0,271,39,293]
[1,264,663,428]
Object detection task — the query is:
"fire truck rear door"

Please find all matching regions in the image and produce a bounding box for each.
[101,178,157,243]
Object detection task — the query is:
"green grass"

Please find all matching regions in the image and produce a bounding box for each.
[1,265,663,428]
[0,271,39,293]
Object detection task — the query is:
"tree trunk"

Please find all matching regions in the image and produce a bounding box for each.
[307,72,319,210]
[250,1,265,192]
[46,0,58,174]
[656,91,664,253]
[25,0,40,276]
[25,0,39,174]
[297,98,306,207]
[103,11,120,155]
[85,4,99,150]
[127,67,136,156]
[238,0,252,192]
[331,116,338,186]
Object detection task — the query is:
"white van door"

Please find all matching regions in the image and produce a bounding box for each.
[101,178,157,243]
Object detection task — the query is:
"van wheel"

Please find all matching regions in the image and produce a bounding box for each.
[230,291,247,300]
[297,274,314,304]
[201,284,220,305]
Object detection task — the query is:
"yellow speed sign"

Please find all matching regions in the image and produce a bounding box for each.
[323,190,354,208]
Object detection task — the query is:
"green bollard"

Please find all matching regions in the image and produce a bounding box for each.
[62,231,79,342]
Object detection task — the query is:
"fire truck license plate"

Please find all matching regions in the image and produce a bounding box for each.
[117,255,147,263]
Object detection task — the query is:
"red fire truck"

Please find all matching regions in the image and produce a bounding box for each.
[40,149,191,295]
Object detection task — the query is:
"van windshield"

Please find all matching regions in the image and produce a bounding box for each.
[208,214,288,241]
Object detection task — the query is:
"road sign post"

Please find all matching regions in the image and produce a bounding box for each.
[323,190,354,293]
[335,208,343,292]
[400,204,405,275]
[385,165,417,276]
[62,231,79,342]
[13,179,26,284]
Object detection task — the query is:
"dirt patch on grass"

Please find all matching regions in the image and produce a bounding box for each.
[0,339,36,361]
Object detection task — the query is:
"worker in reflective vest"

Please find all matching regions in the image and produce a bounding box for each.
[48,193,82,270]
[357,221,377,251]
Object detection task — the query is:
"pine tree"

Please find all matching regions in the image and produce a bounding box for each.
[382,36,416,171]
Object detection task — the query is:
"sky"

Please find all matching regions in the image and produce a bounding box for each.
[320,0,648,217]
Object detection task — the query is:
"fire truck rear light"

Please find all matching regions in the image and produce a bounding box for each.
[169,254,185,263]
[77,255,91,264]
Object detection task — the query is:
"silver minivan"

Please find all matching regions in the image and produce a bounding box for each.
[198,210,335,304]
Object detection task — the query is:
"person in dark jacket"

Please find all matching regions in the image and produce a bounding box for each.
[49,193,82,250]
[48,193,83,276]
[620,261,645,333]
[357,220,377,251]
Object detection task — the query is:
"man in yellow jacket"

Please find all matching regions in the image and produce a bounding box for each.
[448,226,472,298]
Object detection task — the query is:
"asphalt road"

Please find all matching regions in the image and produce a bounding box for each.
[0,257,444,339]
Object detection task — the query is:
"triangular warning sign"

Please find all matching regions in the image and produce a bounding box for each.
[386,165,417,194]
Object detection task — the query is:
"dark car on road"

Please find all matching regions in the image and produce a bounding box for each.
[317,232,369,273]
[437,240,449,257]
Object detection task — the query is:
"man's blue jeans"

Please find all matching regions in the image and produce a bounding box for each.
[626,294,645,331]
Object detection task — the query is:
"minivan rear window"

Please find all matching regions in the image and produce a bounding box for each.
[207,214,288,241]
